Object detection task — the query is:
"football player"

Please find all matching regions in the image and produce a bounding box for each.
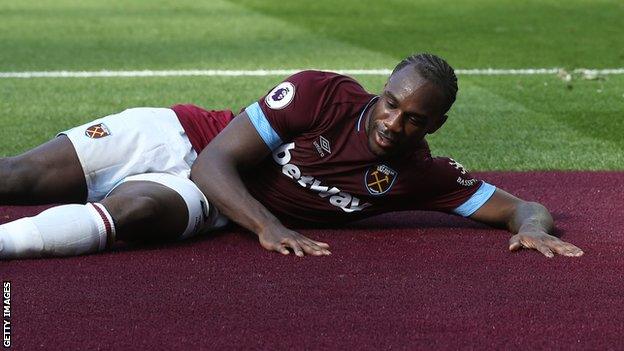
[0,53,583,259]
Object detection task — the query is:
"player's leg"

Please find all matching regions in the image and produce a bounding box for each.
[0,135,87,205]
[99,181,189,243]
[1,107,196,207]
[0,174,227,260]
[101,174,227,243]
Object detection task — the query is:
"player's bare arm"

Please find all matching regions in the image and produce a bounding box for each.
[469,188,583,258]
[191,111,331,257]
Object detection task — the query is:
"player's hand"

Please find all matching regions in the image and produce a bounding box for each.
[509,231,583,258]
[258,224,331,257]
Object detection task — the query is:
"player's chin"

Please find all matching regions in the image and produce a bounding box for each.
[368,140,395,157]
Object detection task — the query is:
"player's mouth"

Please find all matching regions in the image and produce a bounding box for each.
[375,130,396,149]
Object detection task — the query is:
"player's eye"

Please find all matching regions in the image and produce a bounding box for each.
[408,116,427,126]
[386,100,397,109]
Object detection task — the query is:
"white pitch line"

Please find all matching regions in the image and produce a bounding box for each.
[0,68,623,78]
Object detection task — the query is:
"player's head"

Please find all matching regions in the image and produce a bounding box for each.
[391,53,458,112]
[365,53,458,157]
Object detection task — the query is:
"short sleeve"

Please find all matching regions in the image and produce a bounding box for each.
[419,157,496,216]
[244,70,337,150]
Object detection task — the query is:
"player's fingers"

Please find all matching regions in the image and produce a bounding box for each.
[271,238,292,255]
[535,243,554,258]
[299,241,324,256]
[301,239,331,255]
[296,240,318,254]
[313,241,331,249]
[509,235,523,251]
[284,238,305,257]
[567,244,584,257]
[259,238,287,254]
[293,233,331,254]
[297,233,330,250]
[276,246,290,255]
[551,241,584,257]
[273,243,290,255]
[550,243,571,257]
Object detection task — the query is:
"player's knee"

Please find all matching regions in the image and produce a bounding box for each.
[106,195,163,227]
[130,195,163,223]
[102,193,182,242]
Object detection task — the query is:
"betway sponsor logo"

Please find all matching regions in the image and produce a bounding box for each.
[272,143,371,213]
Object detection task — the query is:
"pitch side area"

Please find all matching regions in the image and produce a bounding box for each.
[1,0,622,349]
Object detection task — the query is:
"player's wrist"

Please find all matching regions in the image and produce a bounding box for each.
[254,216,284,236]
[517,221,547,236]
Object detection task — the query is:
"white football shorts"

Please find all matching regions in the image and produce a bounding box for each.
[60,107,228,238]
[60,107,196,201]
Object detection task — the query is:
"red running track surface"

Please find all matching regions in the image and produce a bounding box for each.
[1,171,623,350]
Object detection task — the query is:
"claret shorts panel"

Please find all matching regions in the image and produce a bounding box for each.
[60,107,197,201]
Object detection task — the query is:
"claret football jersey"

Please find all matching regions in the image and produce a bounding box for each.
[172,70,496,225]
[240,71,496,225]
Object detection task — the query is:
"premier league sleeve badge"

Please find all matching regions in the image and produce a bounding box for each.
[265,82,296,110]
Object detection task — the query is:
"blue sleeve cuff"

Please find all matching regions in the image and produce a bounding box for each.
[453,182,497,217]
[245,102,283,150]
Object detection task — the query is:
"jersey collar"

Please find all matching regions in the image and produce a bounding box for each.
[356,96,379,133]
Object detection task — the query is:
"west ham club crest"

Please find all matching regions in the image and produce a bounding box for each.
[85,123,111,139]
[365,164,398,195]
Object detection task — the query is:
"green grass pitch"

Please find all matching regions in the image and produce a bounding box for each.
[1,0,622,170]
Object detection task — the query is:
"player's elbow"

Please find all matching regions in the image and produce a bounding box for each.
[190,145,235,188]
[191,148,214,186]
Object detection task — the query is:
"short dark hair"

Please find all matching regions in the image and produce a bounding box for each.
[392,53,458,113]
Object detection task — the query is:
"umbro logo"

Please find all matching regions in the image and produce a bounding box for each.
[313,135,331,157]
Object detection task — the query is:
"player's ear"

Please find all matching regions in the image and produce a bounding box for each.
[427,114,448,134]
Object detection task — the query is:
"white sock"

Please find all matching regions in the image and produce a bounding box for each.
[0,203,116,260]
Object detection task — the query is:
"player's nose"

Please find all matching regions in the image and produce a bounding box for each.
[383,110,403,134]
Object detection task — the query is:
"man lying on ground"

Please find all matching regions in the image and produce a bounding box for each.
[0,53,583,259]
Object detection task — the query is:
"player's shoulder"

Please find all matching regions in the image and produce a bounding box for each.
[286,70,365,93]
[401,142,474,182]
[289,69,355,81]
[428,155,468,174]
[425,155,480,188]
